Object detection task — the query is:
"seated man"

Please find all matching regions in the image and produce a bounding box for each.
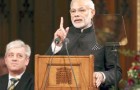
[0,40,34,90]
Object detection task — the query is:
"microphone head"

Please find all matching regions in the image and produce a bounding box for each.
[55,38,60,44]
[64,38,69,44]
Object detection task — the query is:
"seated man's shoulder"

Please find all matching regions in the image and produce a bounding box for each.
[0,74,8,82]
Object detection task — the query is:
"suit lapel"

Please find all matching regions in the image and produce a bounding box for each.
[14,71,30,90]
[0,74,9,90]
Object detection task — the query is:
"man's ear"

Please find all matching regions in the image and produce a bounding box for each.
[91,9,95,18]
[25,57,30,66]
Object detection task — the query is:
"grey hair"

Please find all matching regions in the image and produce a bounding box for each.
[5,40,31,57]
[70,0,95,10]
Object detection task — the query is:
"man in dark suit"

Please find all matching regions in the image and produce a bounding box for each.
[0,40,34,90]
[46,0,122,89]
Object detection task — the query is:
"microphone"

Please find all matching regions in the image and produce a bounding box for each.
[64,38,70,44]
[64,38,78,90]
[55,37,69,44]
[54,37,61,44]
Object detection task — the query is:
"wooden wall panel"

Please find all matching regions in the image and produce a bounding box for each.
[10,0,18,39]
[93,0,137,80]
[34,0,53,54]
[117,0,137,79]
[0,19,10,56]
[34,0,70,55]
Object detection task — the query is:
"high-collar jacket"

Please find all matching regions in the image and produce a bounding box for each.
[46,26,122,90]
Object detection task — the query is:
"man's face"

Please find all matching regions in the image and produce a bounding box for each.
[5,47,29,73]
[70,1,95,29]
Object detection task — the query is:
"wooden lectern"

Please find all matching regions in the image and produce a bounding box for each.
[35,55,98,90]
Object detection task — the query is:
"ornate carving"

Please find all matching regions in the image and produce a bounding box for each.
[0,0,9,18]
[120,0,131,17]
[56,67,72,84]
[96,0,108,14]
[19,0,34,22]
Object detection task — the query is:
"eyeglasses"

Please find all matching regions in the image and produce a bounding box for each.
[70,7,89,15]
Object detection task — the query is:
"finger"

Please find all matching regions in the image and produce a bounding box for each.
[96,77,100,84]
[56,30,64,38]
[65,27,69,35]
[94,72,98,79]
[65,27,69,33]
[54,29,61,38]
[96,73,102,82]
[96,81,101,88]
[59,17,64,29]
[94,72,102,87]
[95,77,100,88]
[93,73,97,86]
[59,17,66,34]
[59,27,69,39]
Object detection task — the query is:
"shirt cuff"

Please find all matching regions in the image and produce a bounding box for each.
[51,42,63,54]
[100,72,106,83]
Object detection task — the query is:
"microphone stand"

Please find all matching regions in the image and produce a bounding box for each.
[106,42,119,90]
[65,38,79,90]
[44,39,78,90]
[42,45,57,90]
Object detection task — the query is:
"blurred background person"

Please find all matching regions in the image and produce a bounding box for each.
[0,58,8,76]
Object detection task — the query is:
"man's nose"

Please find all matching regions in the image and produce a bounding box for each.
[74,11,80,16]
[12,55,18,60]
[74,10,80,15]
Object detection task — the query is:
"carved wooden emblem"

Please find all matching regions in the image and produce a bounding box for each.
[56,67,72,84]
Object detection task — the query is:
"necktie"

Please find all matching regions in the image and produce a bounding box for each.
[8,78,19,90]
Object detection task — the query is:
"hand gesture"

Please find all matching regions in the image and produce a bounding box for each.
[54,17,69,45]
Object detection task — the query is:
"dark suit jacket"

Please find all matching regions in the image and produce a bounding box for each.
[0,71,34,90]
[46,26,122,90]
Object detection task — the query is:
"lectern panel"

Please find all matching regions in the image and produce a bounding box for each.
[35,55,98,90]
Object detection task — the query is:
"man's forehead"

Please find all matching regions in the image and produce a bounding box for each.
[8,47,25,53]
[71,1,88,9]
[71,0,95,9]
[71,0,86,6]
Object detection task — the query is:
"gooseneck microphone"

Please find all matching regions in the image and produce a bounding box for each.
[55,37,69,44]
[42,42,58,90]
[64,38,70,44]
[43,38,71,90]
[64,38,79,90]
[54,37,61,44]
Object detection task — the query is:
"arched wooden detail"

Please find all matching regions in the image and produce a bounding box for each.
[0,0,10,56]
[0,0,10,18]
[17,0,34,72]
[116,0,137,80]
[117,0,131,17]
[94,0,109,14]
[17,0,34,49]
[18,0,34,22]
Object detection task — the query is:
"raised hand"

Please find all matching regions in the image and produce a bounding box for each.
[54,17,69,45]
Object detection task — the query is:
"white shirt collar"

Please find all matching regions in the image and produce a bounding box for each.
[9,71,25,80]
[8,71,25,89]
